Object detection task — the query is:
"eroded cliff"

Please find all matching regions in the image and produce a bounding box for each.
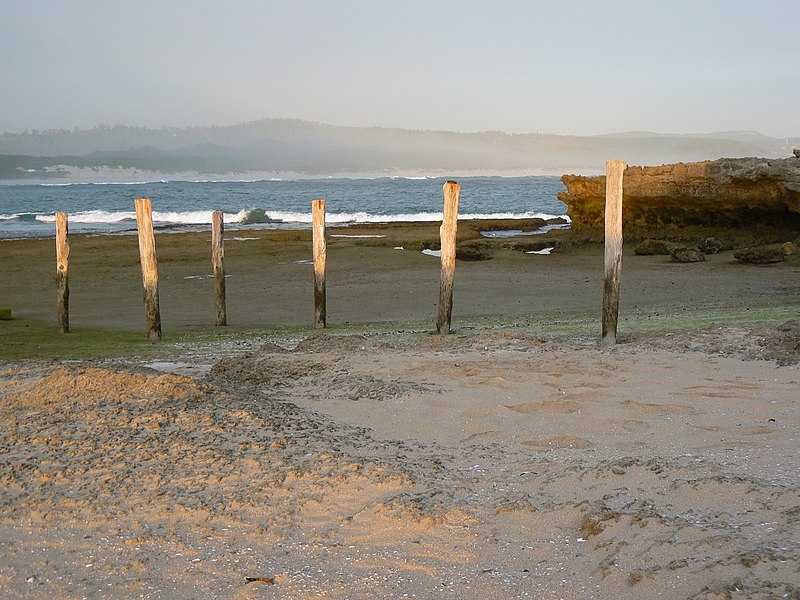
[558,157,800,241]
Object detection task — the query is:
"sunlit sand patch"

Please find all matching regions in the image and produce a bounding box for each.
[460,405,508,418]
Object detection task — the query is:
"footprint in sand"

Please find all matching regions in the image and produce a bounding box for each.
[620,419,651,432]
[459,430,507,443]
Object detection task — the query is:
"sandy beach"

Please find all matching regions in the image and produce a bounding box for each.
[1,224,799,599]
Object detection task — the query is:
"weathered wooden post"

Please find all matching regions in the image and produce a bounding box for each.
[134,198,162,342]
[601,160,626,345]
[312,199,327,329]
[55,212,70,333]
[212,210,226,326]
[436,180,460,334]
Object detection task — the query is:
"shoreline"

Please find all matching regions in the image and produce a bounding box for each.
[0,217,570,242]
[1,221,798,342]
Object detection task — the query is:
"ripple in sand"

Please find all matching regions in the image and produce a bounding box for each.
[619,399,700,416]
[505,400,583,413]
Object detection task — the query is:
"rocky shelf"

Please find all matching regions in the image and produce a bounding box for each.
[558,156,800,243]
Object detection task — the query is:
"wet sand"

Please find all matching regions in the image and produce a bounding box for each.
[1,223,799,599]
[0,222,798,332]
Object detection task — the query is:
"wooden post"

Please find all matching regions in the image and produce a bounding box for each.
[212,211,226,326]
[436,181,460,334]
[55,212,70,333]
[601,160,626,345]
[134,198,162,342]
[312,199,327,328]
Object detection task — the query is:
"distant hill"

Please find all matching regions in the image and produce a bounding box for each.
[1,118,797,180]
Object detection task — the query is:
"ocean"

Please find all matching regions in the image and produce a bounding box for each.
[0,176,568,239]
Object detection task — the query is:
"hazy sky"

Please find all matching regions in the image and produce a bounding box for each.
[2,0,798,137]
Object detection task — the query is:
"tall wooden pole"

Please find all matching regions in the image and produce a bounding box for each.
[211,210,226,326]
[55,212,70,333]
[601,160,626,345]
[437,181,460,334]
[134,198,162,342]
[312,199,327,329]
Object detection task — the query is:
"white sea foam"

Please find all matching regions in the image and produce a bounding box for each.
[36,210,136,224]
[151,210,219,224]
[40,181,157,187]
[35,209,244,225]
[421,249,442,257]
[248,210,566,225]
[28,209,568,226]
[188,179,260,184]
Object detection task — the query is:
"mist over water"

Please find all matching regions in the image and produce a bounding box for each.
[0,176,568,239]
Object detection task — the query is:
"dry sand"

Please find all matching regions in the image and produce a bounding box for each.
[1,226,799,599]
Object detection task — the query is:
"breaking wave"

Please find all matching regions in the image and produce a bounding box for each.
[24,208,568,227]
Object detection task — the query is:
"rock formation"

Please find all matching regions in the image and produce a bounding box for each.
[558,157,800,241]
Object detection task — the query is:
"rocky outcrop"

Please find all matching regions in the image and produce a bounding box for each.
[734,245,786,264]
[670,246,704,263]
[558,157,800,240]
[698,237,723,254]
